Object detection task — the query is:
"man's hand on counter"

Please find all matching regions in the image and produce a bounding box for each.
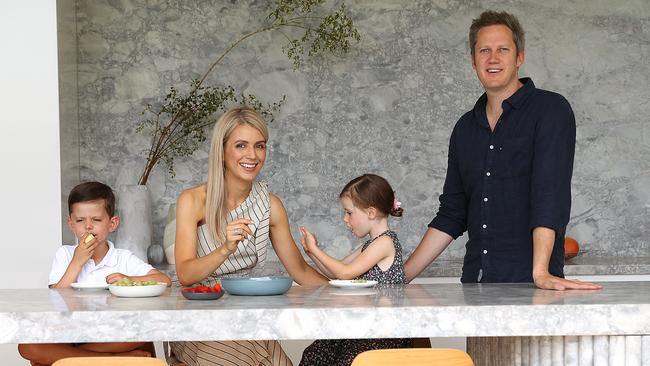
[533,272,603,291]
[532,227,603,291]
[531,286,602,305]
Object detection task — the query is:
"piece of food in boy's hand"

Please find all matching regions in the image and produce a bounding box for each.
[84,233,95,243]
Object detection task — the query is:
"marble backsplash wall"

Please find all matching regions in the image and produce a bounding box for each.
[72,0,650,262]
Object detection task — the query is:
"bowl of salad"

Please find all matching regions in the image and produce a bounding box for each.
[108,278,167,298]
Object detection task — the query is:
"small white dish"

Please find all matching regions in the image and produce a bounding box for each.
[329,279,378,289]
[71,282,109,290]
[108,283,167,298]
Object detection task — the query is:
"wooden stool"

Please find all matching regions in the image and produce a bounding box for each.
[351,348,474,366]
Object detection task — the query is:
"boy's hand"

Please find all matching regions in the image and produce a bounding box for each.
[106,273,129,284]
[222,218,254,253]
[299,226,319,253]
[71,232,98,265]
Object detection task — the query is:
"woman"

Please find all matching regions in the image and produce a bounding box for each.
[171,106,327,366]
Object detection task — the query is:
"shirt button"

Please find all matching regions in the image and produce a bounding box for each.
[483,197,488,202]
[489,145,494,150]
[482,224,487,229]
[483,250,488,254]
[486,172,491,176]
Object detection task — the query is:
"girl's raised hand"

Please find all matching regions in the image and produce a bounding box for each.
[223,218,254,253]
[299,226,319,253]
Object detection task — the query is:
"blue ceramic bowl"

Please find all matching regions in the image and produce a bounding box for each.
[221,276,293,296]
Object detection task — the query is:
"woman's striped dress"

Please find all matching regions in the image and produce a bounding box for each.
[170,181,292,366]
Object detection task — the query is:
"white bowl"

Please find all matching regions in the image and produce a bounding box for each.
[108,283,167,298]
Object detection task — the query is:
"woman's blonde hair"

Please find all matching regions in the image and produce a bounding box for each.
[206,106,269,243]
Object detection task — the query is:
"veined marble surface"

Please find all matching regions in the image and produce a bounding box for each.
[421,256,650,277]
[2,282,649,344]
[564,256,650,276]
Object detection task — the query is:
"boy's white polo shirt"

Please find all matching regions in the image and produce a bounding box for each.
[48,240,154,285]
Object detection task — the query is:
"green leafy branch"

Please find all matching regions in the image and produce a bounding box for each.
[136,0,360,185]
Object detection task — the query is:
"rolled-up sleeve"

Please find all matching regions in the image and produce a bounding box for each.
[529,95,576,233]
[429,127,468,238]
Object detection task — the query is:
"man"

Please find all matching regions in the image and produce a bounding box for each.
[404,10,601,290]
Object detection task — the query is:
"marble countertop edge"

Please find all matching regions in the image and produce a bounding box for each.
[6,304,650,343]
[3,282,650,343]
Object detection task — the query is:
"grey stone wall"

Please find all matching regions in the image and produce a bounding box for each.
[71,0,650,262]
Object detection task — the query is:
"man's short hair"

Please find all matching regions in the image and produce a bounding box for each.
[68,181,116,217]
[469,10,525,55]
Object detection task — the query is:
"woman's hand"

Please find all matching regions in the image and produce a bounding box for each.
[222,218,254,253]
[299,226,319,253]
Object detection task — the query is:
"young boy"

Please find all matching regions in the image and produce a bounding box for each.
[18,181,171,366]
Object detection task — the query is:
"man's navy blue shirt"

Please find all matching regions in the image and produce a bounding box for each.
[429,78,575,283]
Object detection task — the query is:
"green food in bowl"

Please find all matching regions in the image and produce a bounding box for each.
[114,278,158,286]
[350,279,368,283]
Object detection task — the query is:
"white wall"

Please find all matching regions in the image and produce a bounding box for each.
[0,2,61,364]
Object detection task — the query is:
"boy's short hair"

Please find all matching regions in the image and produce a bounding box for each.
[68,181,116,217]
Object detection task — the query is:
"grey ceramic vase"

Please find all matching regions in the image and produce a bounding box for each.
[115,184,152,263]
[147,244,165,265]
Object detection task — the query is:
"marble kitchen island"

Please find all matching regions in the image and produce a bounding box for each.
[1,282,649,365]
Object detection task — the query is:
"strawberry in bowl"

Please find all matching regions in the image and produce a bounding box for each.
[181,283,224,300]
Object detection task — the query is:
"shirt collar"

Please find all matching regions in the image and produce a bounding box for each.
[94,240,118,269]
[504,77,535,109]
[473,77,536,120]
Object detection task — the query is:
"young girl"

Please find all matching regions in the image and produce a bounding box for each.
[298,173,412,366]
